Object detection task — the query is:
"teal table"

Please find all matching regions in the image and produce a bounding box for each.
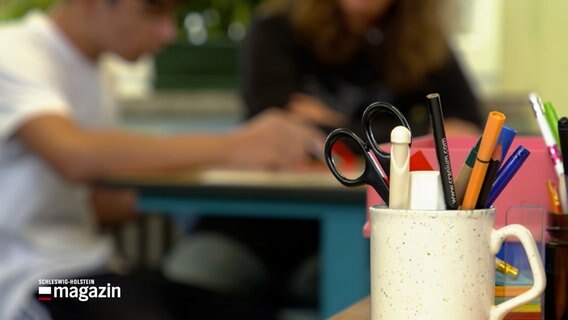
[108,171,369,318]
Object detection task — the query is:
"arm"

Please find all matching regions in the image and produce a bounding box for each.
[15,109,324,182]
[91,187,139,227]
[16,115,231,181]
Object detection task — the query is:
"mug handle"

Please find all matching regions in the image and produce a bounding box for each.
[489,224,547,320]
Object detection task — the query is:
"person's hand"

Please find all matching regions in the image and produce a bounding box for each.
[228,108,325,170]
[91,187,139,227]
[443,118,482,136]
[286,93,347,127]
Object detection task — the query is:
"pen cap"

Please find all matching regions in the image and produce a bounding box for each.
[498,126,517,161]
[529,93,544,115]
[558,117,568,147]
[543,102,560,142]
[486,145,530,207]
[478,111,507,161]
[558,117,568,133]
[408,171,445,210]
[544,101,558,118]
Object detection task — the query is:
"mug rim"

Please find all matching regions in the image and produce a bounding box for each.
[369,205,496,215]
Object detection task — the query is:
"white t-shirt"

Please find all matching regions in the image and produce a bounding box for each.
[0,12,116,319]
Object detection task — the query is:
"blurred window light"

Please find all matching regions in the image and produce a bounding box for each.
[184,12,208,45]
[227,21,246,42]
[203,8,220,28]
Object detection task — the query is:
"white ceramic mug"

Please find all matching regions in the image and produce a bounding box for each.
[370,206,546,320]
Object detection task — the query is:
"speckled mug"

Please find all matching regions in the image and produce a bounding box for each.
[370,207,546,320]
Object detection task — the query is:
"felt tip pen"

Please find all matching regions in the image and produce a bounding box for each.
[544,101,560,146]
[426,93,458,209]
[558,117,568,175]
[454,137,481,205]
[462,111,506,210]
[486,146,530,207]
[529,94,563,177]
[497,125,517,167]
[530,93,567,211]
[477,144,502,209]
[557,117,568,211]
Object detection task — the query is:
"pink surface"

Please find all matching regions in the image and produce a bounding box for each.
[364,135,555,237]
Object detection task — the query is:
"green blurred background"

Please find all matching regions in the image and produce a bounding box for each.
[0,0,262,90]
[2,0,568,123]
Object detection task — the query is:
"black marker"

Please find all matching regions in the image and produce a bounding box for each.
[558,117,568,174]
[426,93,458,209]
[558,117,568,207]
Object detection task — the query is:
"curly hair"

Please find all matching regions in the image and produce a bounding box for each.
[258,0,456,91]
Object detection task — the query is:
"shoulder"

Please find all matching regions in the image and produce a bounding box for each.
[0,11,48,49]
[0,14,56,84]
[0,18,37,55]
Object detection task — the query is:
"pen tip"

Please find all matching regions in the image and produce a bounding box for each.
[559,117,568,130]
[488,111,506,121]
[426,93,440,99]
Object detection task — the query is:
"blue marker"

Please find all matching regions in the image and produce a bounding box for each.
[486,146,530,207]
[497,125,517,168]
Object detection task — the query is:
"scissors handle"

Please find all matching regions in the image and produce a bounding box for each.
[324,128,390,204]
[362,102,411,176]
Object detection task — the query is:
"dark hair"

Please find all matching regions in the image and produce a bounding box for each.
[259,0,455,91]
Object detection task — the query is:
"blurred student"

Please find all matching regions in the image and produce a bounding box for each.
[242,0,483,140]
[0,0,324,319]
[176,0,484,310]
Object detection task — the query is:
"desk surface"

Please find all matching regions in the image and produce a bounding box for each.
[105,168,369,317]
[329,297,541,320]
[329,297,370,320]
[104,168,365,204]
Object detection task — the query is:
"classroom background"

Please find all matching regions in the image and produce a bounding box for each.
[2,0,568,136]
[1,0,567,319]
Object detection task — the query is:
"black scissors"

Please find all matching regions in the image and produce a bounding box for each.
[324,102,411,205]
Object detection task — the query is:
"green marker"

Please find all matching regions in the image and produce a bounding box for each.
[454,137,481,205]
[544,101,560,146]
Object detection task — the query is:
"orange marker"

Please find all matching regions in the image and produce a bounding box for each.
[547,180,562,214]
[461,111,506,209]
